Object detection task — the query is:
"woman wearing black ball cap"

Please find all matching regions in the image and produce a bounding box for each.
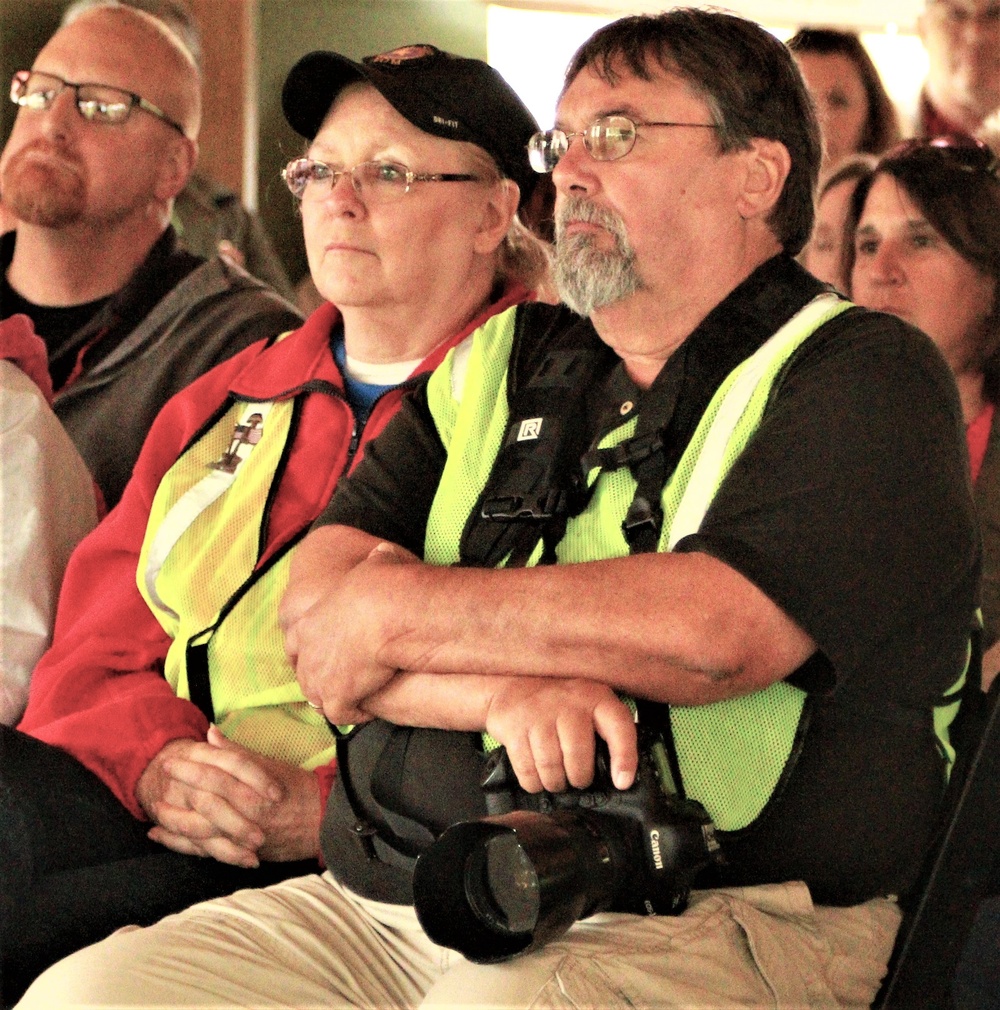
[8,43,547,1003]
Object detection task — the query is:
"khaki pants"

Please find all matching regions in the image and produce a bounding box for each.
[17,872,900,1010]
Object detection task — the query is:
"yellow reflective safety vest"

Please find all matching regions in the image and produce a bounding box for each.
[136,393,336,771]
[422,294,963,833]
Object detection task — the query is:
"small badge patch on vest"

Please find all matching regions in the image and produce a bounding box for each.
[517,418,543,441]
[209,413,264,474]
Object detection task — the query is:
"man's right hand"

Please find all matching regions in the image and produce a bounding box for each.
[136,735,284,867]
[284,538,422,724]
[483,678,638,794]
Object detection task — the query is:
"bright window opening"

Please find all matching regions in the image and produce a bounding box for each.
[487,5,927,130]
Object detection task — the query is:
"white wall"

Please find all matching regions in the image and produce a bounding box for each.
[488,0,924,32]
[488,3,927,129]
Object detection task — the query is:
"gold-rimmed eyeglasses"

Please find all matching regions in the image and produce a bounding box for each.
[527,114,717,174]
[282,158,483,203]
[10,70,186,135]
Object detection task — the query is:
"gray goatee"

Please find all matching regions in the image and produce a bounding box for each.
[553,197,643,315]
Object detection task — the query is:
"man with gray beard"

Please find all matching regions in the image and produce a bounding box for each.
[0,3,300,507]
[18,9,979,1010]
[553,195,641,313]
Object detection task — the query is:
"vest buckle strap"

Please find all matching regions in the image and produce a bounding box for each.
[482,489,569,522]
[621,494,663,546]
[582,430,665,476]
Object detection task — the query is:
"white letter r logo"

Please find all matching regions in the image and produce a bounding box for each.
[517,418,543,441]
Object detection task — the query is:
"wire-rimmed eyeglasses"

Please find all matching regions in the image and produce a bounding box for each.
[10,70,186,135]
[281,158,483,203]
[527,114,717,174]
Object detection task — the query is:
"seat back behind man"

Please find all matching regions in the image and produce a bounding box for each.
[876,674,1000,1008]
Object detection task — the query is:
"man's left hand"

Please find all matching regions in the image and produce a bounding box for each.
[286,541,420,724]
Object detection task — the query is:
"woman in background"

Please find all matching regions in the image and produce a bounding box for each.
[801,153,876,290]
[848,136,1000,687]
[788,28,901,169]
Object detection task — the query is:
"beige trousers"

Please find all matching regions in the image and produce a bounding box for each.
[17,872,900,1010]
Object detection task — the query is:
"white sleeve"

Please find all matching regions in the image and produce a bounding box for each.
[0,361,98,725]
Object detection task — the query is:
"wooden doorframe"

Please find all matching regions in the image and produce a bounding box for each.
[187,0,258,208]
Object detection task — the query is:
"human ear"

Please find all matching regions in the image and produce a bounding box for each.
[473,178,520,255]
[155,134,198,202]
[735,138,791,222]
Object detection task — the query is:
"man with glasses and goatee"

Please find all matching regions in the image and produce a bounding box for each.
[0,3,300,509]
[18,9,981,1010]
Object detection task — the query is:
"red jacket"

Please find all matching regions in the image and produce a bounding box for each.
[19,290,527,819]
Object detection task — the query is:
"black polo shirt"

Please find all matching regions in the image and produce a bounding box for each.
[318,255,979,906]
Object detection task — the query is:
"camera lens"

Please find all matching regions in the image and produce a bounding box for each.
[465,833,540,935]
[413,811,619,963]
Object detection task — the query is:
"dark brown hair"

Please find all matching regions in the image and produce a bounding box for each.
[847,139,1000,399]
[563,8,821,256]
[817,152,877,291]
[787,28,902,157]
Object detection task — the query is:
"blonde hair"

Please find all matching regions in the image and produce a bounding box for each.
[461,145,551,293]
[498,215,552,293]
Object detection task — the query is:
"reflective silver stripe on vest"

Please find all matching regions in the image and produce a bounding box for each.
[144,401,273,619]
[449,333,476,404]
[667,293,847,547]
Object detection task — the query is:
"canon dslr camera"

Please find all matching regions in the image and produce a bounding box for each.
[412,727,722,963]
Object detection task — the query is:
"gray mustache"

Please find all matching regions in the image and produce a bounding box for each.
[555,198,629,242]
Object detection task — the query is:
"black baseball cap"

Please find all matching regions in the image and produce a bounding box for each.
[281,44,539,207]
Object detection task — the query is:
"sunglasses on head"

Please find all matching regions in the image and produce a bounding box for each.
[881,134,1000,180]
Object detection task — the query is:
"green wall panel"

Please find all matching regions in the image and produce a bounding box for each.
[257,0,489,286]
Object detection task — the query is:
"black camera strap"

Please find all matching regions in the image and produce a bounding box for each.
[457,312,687,569]
[635,698,686,799]
[452,318,693,800]
[458,315,610,569]
[577,355,691,557]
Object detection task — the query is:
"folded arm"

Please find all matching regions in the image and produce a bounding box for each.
[282,523,814,789]
[284,524,814,709]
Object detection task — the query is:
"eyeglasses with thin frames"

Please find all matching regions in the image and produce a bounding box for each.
[527,114,717,174]
[925,0,1000,30]
[10,70,186,135]
[281,158,483,203]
